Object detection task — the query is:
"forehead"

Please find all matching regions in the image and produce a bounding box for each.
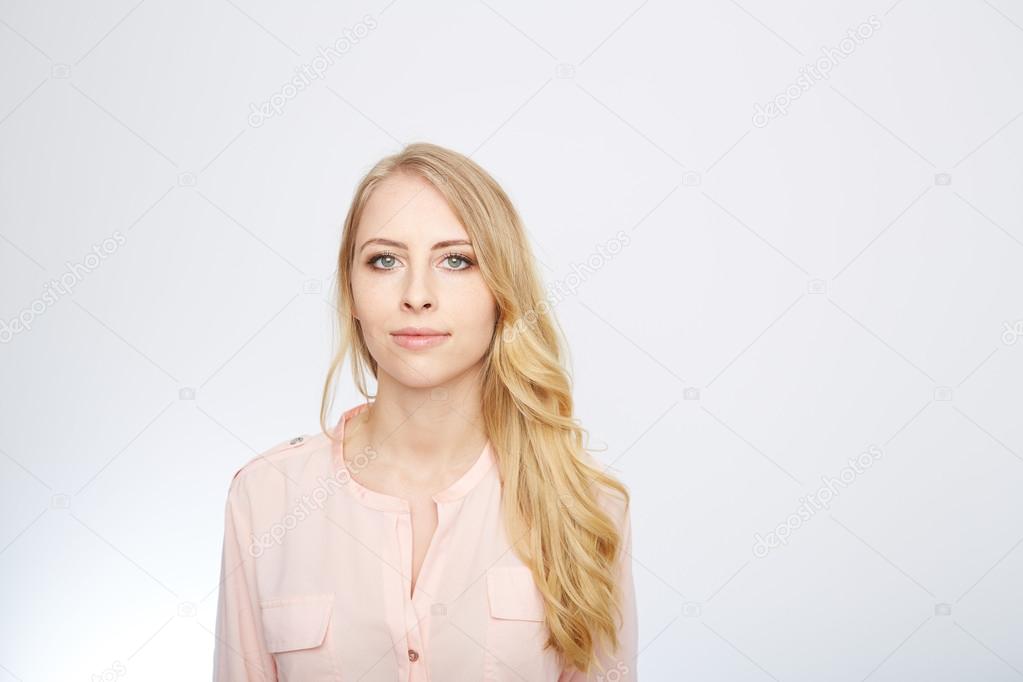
[357,173,468,243]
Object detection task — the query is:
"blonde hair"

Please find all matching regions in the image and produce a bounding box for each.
[319,142,631,674]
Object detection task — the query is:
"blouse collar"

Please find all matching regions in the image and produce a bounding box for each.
[332,402,496,513]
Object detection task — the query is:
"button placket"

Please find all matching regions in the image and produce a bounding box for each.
[393,510,430,678]
[401,513,428,673]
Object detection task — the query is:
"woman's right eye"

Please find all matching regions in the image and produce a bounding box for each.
[368,254,398,269]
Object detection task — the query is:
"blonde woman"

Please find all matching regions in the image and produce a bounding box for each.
[213,143,637,681]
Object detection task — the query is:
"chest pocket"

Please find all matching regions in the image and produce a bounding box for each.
[259,593,340,681]
[485,566,558,681]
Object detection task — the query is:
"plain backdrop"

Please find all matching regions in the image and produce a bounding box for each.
[1,0,1022,680]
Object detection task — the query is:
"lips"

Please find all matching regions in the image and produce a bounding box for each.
[391,327,449,336]
[390,328,450,350]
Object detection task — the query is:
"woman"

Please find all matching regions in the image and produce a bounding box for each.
[213,142,637,681]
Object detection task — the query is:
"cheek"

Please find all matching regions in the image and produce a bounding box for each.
[350,273,389,318]
[449,285,497,337]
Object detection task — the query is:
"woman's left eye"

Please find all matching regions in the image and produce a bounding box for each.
[442,254,473,270]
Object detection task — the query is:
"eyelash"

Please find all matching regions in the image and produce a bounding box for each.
[366,251,475,271]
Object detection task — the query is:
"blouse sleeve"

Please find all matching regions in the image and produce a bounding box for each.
[212,471,277,681]
[559,501,639,681]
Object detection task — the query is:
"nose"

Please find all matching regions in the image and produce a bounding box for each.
[403,298,432,311]
[401,263,435,312]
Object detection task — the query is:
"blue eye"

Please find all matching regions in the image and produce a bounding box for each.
[443,254,474,270]
[368,253,399,269]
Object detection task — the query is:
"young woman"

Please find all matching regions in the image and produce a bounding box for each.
[213,143,637,681]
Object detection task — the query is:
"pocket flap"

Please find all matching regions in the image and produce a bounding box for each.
[259,593,334,653]
[487,566,545,621]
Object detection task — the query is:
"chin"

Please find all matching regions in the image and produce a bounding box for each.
[383,361,479,392]
[378,362,448,388]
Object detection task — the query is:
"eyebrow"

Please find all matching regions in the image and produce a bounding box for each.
[359,238,473,252]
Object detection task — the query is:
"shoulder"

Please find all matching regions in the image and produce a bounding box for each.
[227,431,335,501]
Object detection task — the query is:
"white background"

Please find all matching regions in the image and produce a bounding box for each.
[1,0,1022,680]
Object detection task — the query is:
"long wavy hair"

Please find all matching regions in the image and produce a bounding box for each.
[318,142,630,674]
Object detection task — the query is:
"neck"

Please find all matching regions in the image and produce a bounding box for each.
[354,370,488,477]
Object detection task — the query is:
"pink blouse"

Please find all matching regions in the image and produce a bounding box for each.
[212,401,638,681]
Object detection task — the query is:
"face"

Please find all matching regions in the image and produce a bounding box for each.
[350,172,498,391]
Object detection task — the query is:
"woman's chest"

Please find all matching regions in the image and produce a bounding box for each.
[408,499,438,598]
[252,496,563,680]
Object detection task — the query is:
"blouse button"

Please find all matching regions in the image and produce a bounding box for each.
[408,648,419,662]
